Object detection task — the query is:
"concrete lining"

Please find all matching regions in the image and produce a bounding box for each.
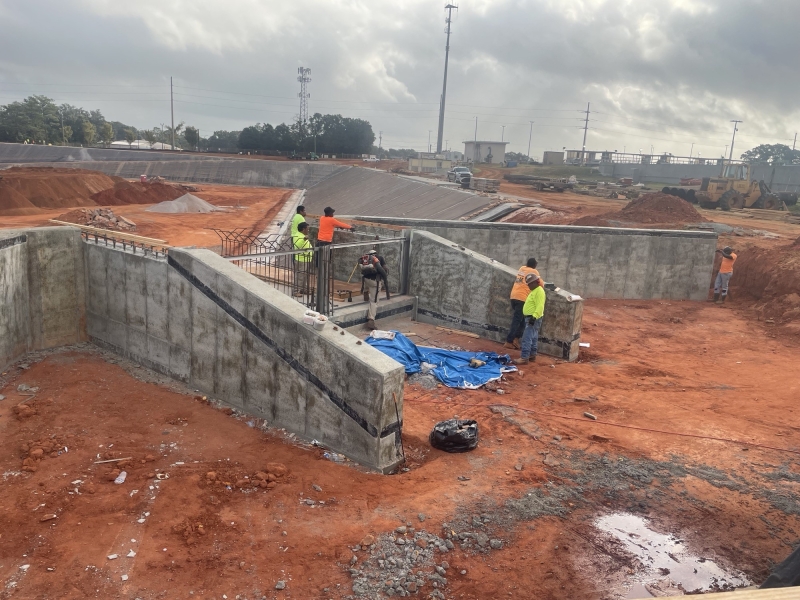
[347,217,717,301]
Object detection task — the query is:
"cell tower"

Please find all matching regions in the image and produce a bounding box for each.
[297,67,311,124]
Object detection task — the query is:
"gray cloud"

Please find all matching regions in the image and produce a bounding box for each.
[1,0,799,158]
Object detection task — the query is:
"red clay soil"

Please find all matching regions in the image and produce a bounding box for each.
[88,181,184,206]
[1,297,799,599]
[570,192,707,228]
[729,237,800,337]
[0,167,123,215]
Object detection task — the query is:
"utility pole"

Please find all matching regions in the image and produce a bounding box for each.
[729,120,742,161]
[689,142,694,159]
[436,4,458,153]
[297,67,311,125]
[526,121,534,162]
[581,102,590,166]
[473,116,478,163]
[501,125,505,142]
[794,132,797,151]
[170,76,175,150]
[379,131,382,154]
[59,109,65,146]
[428,130,432,153]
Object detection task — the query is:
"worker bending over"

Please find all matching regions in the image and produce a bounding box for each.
[713,246,736,304]
[360,249,388,330]
[517,273,546,365]
[504,258,540,350]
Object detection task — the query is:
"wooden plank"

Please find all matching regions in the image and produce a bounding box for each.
[663,587,800,599]
[48,220,169,245]
[435,326,480,339]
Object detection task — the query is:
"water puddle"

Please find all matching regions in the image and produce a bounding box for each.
[595,513,749,595]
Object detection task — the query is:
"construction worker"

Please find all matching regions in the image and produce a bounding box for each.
[713,246,737,304]
[292,222,313,295]
[517,273,545,365]
[290,205,307,238]
[504,258,540,350]
[360,249,388,330]
[317,206,353,247]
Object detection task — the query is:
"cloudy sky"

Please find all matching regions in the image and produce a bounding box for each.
[1,0,799,159]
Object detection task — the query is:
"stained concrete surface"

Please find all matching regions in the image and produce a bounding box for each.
[347,216,717,301]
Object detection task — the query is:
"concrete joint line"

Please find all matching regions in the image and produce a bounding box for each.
[0,235,26,250]
[166,255,382,438]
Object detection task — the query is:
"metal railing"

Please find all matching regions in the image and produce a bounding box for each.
[213,228,407,316]
[78,229,169,258]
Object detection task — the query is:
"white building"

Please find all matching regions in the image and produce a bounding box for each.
[463,141,508,165]
[108,140,178,150]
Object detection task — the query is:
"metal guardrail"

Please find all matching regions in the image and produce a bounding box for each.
[212,228,406,316]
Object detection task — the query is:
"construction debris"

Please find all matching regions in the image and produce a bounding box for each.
[57,208,137,231]
[146,193,224,214]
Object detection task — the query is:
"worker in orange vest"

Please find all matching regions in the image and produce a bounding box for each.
[712,246,736,304]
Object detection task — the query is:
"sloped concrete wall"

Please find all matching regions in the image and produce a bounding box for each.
[351,217,716,301]
[83,242,405,472]
[0,227,86,369]
[408,231,583,360]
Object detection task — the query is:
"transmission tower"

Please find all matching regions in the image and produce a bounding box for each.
[297,67,311,124]
[436,4,457,154]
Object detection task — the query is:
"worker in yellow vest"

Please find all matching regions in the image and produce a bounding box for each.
[292,221,313,295]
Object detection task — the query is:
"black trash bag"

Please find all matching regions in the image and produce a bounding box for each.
[761,544,800,588]
[429,419,479,453]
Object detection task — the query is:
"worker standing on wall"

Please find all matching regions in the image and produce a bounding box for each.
[712,246,737,304]
[290,205,307,238]
[517,273,546,365]
[504,258,540,350]
[292,222,313,295]
[360,249,388,330]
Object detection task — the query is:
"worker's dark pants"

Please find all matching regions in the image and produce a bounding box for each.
[506,299,526,343]
[315,240,331,268]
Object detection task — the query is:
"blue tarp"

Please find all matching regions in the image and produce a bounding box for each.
[365,331,516,389]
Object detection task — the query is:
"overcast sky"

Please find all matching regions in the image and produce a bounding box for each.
[1,0,799,159]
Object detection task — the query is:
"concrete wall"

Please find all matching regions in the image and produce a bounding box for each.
[408,231,583,361]
[597,162,800,191]
[350,217,717,301]
[1,159,347,190]
[0,227,87,370]
[83,242,405,472]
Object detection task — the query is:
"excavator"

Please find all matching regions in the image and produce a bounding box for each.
[662,161,797,211]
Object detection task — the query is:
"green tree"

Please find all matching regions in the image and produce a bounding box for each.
[124,128,136,148]
[101,122,114,147]
[142,129,157,147]
[184,126,199,150]
[62,125,73,145]
[741,143,800,165]
[82,120,96,146]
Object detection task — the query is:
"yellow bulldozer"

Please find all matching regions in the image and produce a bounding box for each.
[662,161,797,211]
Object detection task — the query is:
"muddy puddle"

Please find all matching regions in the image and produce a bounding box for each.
[596,513,750,596]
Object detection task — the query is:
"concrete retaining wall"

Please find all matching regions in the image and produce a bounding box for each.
[0,227,86,369]
[408,231,583,360]
[84,242,405,472]
[350,217,716,301]
[1,159,347,190]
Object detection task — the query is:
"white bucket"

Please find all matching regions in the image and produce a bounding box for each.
[313,315,328,331]
[303,310,319,325]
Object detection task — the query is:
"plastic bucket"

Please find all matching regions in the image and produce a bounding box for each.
[313,316,327,331]
[303,310,319,325]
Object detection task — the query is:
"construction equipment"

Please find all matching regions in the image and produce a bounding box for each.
[662,161,794,211]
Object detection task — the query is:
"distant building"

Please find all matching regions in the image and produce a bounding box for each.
[542,151,564,166]
[408,153,453,173]
[463,141,508,165]
[107,140,178,151]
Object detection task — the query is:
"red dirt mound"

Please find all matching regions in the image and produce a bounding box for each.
[570,192,707,227]
[730,240,800,336]
[0,167,123,215]
[89,181,184,206]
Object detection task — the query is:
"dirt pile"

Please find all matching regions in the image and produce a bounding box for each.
[0,167,122,215]
[56,207,137,231]
[571,192,707,227]
[89,181,184,206]
[730,240,800,336]
[145,193,223,214]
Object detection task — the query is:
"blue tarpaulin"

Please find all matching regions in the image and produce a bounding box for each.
[365,331,516,389]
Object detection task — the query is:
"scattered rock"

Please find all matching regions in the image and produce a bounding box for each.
[490,539,502,550]
[312,484,322,492]
[418,513,426,522]
[361,534,375,546]
[514,464,523,471]
[275,580,286,590]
